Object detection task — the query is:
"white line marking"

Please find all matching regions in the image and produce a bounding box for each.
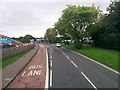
[63,52,65,55]
[45,49,49,89]
[71,61,78,68]
[50,55,52,59]
[22,71,26,76]
[66,55,70,59]
[50,60,52,67]
[71,50,120,75]
[81,72,97,90]
[50,70,52,87]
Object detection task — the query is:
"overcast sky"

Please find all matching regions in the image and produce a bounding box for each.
[0,0,111,38]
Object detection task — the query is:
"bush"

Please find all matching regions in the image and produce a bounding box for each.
[74,41,83,49]
[95,33,120,50]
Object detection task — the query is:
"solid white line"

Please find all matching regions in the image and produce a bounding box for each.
[50,70,52,87]
[81,72,97,90]
[66,55,70,59]
[45,50,49,89]
[71,61,78,68]
[71,50,120,75]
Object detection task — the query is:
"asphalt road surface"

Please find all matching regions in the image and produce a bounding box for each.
[49,45,119,89]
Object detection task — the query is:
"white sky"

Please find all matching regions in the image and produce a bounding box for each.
[0,0,110,38]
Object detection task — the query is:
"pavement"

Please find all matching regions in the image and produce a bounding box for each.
[49,45,119,89]
[2,45,39,89]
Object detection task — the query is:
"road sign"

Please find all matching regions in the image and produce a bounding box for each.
[0,38,12,43]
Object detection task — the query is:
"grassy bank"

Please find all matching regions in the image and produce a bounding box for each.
[2,45,35,69]
[63,44,119,71]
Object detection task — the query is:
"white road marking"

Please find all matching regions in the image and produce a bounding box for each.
[22,71,26,76]
[45,50,49,88]
[50,56,52,59]
[66,55,70,59]
[50,70,52,87]
[63,52,65,55]
[71,50,120,75]
[71,61,78,68]
[81,72,97,90]
[50,60,52,67]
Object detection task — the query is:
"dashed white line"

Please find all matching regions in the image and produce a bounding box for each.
[50,60,52,67]
[66,55,70,59]
[71,61,78,68]
[81,72,97,90]
[63,52,65,55]
[50,70,52,87]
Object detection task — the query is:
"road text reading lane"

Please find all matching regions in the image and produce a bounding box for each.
[22,64,43,76]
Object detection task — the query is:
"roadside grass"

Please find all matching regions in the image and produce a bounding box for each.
[2,45,35,69]
[63,44,119,71]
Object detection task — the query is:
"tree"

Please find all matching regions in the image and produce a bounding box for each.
[24,34,35,43]
[54,5,101,42]
[87,0,120,50]
[44,28,57,43]
[106,0,120,33]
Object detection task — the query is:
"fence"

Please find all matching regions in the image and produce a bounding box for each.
[1,44,34,59]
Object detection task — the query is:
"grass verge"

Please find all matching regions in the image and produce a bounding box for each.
[63,44,119,71]
[2,45,35,69]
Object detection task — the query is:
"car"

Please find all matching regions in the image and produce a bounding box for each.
[56,43,61,47]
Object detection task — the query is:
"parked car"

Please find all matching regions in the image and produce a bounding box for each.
[56,43,61,47]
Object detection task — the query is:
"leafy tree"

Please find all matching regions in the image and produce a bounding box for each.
[24,34,35,43]
[106,0,120,33]
[55,5,101,43]
[87,0,120,50]
[12,35,35,43]
[44,28,57,43]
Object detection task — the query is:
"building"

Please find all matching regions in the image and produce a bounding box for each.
[0,34,23,46]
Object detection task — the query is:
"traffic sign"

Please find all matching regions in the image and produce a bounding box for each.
[0,38,12,43]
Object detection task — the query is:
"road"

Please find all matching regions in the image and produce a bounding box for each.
[49,45,119,89]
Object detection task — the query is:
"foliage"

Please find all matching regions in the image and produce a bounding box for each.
[12,34,36,43]
[106,0,120,34]
[87,0,120,50]
[54,5,101,42]
[74,40,83,49]
[24,34,35,43]
[44,28,57,43]
[96,33,120,50]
